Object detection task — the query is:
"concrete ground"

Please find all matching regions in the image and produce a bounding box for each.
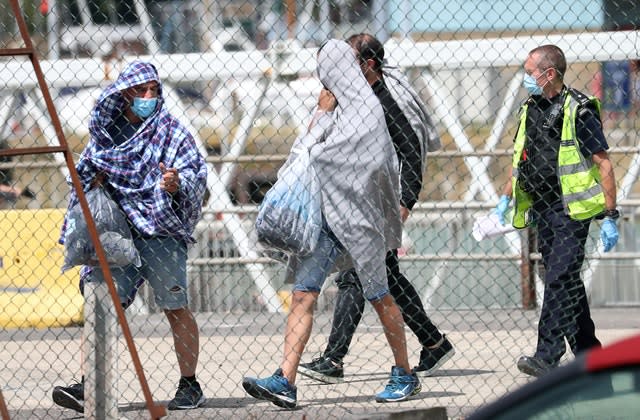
[1,307,638,419]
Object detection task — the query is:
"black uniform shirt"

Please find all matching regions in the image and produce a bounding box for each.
[524,87,609,202]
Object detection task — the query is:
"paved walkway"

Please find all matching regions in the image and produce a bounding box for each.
[1,307,638,419]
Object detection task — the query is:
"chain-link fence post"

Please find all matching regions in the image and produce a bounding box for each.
[83,281,118,419]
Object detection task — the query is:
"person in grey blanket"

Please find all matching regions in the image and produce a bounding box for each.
[242,39,421,409]
[298,33,454,385]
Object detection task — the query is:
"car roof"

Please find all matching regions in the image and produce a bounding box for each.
[467,333,640,420]
[587,333,640,372]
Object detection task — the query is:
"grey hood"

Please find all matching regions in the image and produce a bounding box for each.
[308,39,402,286]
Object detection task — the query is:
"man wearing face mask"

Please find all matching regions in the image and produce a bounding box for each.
[53,61,208,412]
[495,45,619,377]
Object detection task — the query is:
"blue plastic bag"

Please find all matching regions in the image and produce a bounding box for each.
[255,148,322,255]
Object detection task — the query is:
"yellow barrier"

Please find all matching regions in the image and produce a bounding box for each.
[0,209,83,328]
[277,290,291,313]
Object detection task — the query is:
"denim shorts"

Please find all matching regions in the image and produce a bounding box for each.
[82,235,188,310]
[291,225,390,301]
[292,225,344,294]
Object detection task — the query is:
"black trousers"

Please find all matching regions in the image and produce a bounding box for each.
[324,249,443,363]
[533,201,601,364]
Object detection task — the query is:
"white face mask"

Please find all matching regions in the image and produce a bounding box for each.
[523,74,543,95]
[522,69,550,95]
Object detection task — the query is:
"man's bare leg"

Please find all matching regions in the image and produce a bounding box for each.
[370,294,410,372]
[281,290,319,384]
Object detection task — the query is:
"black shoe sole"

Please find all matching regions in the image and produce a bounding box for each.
[297,366,345,384]
[411,382,422,396]
[517,363,543,377]
[52,388,84,413]
[242,378,296,409]
[414,348,456,378]
[167,394,206,410]
[517,357,550,378]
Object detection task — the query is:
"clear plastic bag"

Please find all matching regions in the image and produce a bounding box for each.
[62,187,141,272]
[255,149,322,256]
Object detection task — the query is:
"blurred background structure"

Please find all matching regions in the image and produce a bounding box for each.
[0,0,639,418]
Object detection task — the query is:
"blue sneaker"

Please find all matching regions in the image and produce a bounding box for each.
[375,366,421,403]
[242,368,297,409]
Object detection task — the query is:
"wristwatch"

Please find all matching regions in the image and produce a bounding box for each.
[602,209,620,220]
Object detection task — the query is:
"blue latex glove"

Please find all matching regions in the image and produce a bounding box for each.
[494,195,511,226]
[600,218,619,252]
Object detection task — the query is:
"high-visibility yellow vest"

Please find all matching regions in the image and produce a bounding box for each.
[510,90,605,228]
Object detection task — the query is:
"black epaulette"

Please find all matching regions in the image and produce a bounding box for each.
[567,87,597,117]
[567,87,591,107]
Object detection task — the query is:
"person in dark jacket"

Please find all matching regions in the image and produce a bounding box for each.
[298,33,454,384]
[495,44,619,378]
[242,38,420,409]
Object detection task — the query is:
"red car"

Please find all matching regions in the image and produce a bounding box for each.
[468,333,640,419]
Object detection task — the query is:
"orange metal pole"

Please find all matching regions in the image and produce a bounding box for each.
[0,387,10,420]
[285,0,297,39]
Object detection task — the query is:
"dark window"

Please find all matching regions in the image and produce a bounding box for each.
[60,0,139,26]
[60,0,82,26]
[114,0,139,24]
[603,0,640,30]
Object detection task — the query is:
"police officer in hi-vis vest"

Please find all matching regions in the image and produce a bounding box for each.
[495,44,619,378]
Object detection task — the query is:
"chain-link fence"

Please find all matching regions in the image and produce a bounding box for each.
[1,0,640,418]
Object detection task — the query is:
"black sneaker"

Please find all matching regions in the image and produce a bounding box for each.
[413,335,455,377]
[167,378,205,410]
[517,355,556,378]
[20,187,36,199]
[298,356,344,384]
[52,380,84,413]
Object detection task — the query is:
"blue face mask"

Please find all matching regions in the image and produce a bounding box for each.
[131,97,158,119]
[522,73,543,95]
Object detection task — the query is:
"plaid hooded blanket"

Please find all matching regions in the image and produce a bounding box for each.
[61,61,207,244]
